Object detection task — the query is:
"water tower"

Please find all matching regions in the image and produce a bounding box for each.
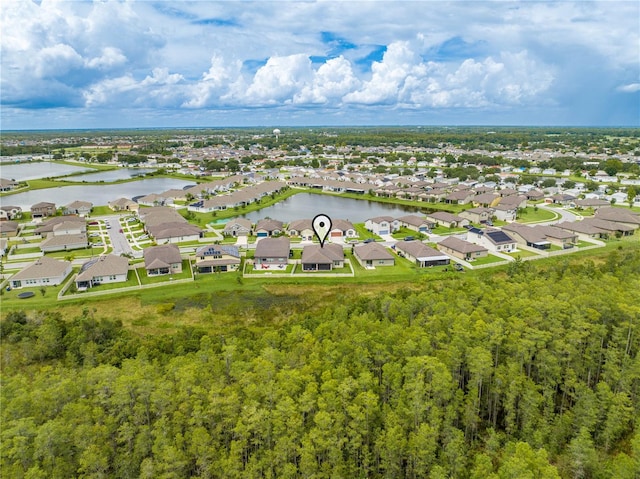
[273,128,281,142]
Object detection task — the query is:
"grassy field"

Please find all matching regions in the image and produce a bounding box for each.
[517,206,558,223]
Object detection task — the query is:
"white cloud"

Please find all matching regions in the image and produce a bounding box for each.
[293,56,360,104]
[244,54,314,105]
[617,83,640,93]
[85,47,127,70]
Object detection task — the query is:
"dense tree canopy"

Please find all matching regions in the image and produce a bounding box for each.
[1,248,639,478]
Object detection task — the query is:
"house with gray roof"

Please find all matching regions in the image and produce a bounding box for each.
[301,244,344,271]
[502,223,577,250]
[594,207,640,229]
[330,219,357,239]
[365,216,399,235]
[195,244,241,273]
[459,207,493,225]
[75,254,129,290]
[35,216,86,236]
[10,256,72,289]
[144,244,183,276]
[394,240,450,267]
[254,237,290,270]
[465,227,516,253]
[353,242,395,268]
[40,233,88,253]
[223,218,252,237]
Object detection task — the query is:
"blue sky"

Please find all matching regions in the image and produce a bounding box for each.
[1,0,638,130]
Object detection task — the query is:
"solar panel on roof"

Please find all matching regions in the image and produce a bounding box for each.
[487,231,512,243]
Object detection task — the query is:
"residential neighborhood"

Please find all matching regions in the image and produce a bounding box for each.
[1,128,639,302]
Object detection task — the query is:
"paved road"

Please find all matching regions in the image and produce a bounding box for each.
[102,215,135,257]
[536,204,579,225]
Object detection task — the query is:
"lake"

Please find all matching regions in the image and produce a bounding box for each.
[61,168,156,182]
[1,178,196,210]
[239,193,424,223]
[0,161,93,181]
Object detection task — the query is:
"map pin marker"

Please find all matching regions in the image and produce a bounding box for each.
[312,214,332,248]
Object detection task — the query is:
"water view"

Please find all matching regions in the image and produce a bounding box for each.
[239,193,424,223]
[1,178,196,210]
[59,168,156,182]
[0,161,93,181]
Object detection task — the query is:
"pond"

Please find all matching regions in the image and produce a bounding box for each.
[1,178,196,210]
[0,161,93,181]
[239,193,427,223]
[60,168,157,182]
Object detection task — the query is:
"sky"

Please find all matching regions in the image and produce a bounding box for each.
[1,0,639,130]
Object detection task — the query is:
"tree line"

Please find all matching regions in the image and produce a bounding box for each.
[1,248,639,478]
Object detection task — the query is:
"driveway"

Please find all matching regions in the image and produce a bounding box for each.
[101,215,134,256]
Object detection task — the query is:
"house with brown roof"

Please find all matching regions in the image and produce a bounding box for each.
[63,200,93,216]
[147,222,202,244]
[254,237,290,270]
[574,198,610,210]
[35,216,86,236]
[444,190,475,205]
[0,205,23,221]
[353,242,395,268]
[425,212,469,229]
[40,233,88,253]
[502,223,577,250]
[438,236,488,261]
[330,219,357,239]
[10,256,72,289]
[0,178,19,192]
[594,207,640,229]
[287,219,314,240]
[75,254,129,290]
[301,244,345,271]
[255,218,285,237]
[108,197,139,212]
[144,244,183,276]
[394,240,450,267]
[31,201,56,219]
[397,215,430,233]
[459,207,493,225]
[195,244,241,273]
[0,221,20,238]
[556,220,609,240]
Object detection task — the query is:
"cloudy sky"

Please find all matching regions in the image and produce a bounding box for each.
[1,0,638,130]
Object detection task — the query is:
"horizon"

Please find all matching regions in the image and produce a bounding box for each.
[2,1,639,130]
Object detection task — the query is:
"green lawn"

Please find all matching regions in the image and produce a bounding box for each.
[505,249,541,258]
[469,254,509,266]
[517,206,558,223]
[138,260,193,285]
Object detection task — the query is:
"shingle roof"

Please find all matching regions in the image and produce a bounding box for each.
[439,236,488,254]
[301,244,344,264]
[12,256,71,281]
[354,242,395,261]
[76,255,129,282]
[254,237,290,258]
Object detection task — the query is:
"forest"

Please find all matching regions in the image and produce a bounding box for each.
[1,247,639,478]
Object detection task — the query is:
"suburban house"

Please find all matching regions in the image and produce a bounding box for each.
[0,221,20,238]
[594,207,640,229]
[502,223,577,250]
[556,220,610,240]
[301,244,345,271]
[0,239,7,257]
[287,219,315,240]
[353,242,395,268]
[497,195,528,211]
[438,236,488,261]
[397,215,430,233]
[548,193,576,205]
[63,200,93,216]
[492,204,517,222]
[195,244,241,273]
[223,218,253,237]
[459,207,493,224]
[394,240,450,267]
[0,205,22,221]
[574,198,610,210]
[147,222,203,244]
[40,233,88,253]
[330,219,357,239]
[30,201,56,219]
[253,237,290,270]
[108,197,139,212]
[255,218,284,237]
[35,216,86,236]
[472,193,500,207]
[144,244,183,276]
[425,212,469,229]
[0,178,19,191]
[10,256,72,289]
[444,190,475,205]
[365,216,400,236]
[75,254,130,290]
[465,227,517,253]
